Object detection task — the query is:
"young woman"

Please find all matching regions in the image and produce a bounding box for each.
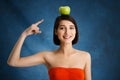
[7,15,91,80]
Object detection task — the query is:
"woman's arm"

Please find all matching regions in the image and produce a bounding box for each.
[84,53,92,80]
[7,19,45,67]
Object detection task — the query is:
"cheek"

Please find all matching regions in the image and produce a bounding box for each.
[56,30,64,35]
[57,32,63,37]
[73,30,76,35]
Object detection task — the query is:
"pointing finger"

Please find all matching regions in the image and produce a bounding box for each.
[35,19,44,26]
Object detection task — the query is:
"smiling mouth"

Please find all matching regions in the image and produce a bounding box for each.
[63,36,72,39]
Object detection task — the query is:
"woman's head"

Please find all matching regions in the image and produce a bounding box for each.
[53,15,79,45]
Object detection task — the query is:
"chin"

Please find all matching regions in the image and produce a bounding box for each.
[61,40,73,44]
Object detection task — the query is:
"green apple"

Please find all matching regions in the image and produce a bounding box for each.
[59,6,71,15]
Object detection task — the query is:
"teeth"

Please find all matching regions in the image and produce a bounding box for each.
[63,36,71,39]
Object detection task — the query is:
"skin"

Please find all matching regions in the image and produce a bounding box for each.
[7,19,91,80]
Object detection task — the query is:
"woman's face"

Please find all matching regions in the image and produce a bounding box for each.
[55,20,76,44]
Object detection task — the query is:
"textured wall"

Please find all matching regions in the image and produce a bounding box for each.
[0,0,120,80]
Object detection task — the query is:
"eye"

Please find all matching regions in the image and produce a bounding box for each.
[70,26,75,30]
[60,27,64,30]
[70,27,74,29]
[58,25,65,30]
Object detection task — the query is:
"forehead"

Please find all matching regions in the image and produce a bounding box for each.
[59,20,74,26]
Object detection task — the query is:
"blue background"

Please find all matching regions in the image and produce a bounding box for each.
[0,0,120,80]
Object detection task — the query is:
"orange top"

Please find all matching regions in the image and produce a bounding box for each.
[48,67,84,80]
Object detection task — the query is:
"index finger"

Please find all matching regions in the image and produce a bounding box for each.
[34,19,44,26]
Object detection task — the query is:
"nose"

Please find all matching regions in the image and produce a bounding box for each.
[65,28,69,34]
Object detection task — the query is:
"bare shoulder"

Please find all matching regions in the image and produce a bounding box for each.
[37,51,53,55]
[76,50,91,59]
[37,51,55,57]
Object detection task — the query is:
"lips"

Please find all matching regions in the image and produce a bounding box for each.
[63,35,71,39]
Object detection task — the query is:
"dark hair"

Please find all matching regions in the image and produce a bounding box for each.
[53,15,79,45]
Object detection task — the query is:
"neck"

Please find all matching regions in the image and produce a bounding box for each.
[58,43,74,56]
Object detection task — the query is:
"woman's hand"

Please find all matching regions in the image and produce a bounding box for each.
[7,19,44,67]
[22,19,44,37]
